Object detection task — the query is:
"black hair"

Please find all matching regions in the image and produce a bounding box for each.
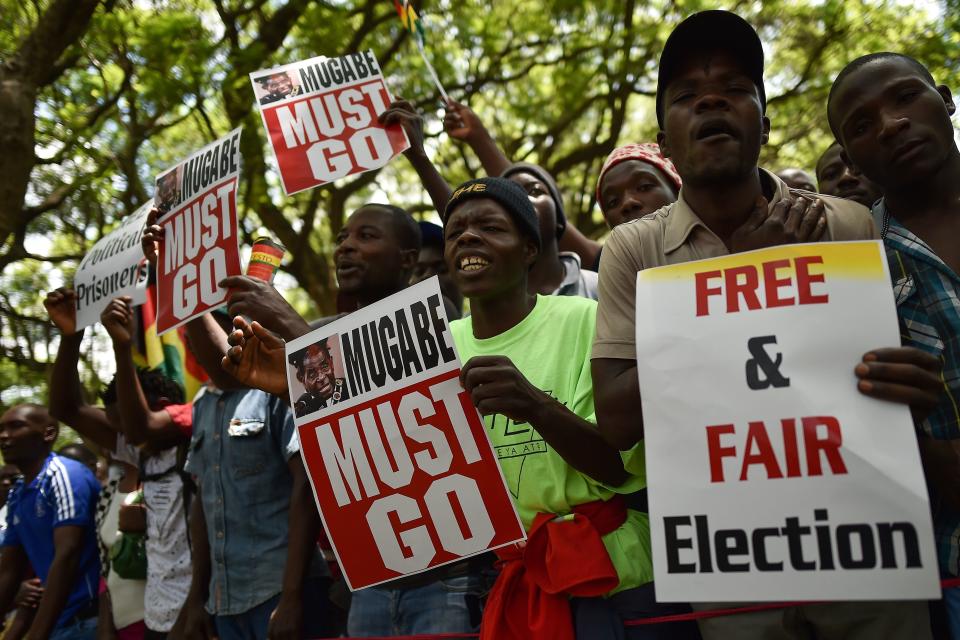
[827,52,938,136]
[58,443,98,470]
[357,204,422,252]
[101,367,185,408]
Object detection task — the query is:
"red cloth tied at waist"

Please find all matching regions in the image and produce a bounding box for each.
[480,495,627,640]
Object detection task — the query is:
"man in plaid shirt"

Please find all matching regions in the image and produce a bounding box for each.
[829,52,960,635]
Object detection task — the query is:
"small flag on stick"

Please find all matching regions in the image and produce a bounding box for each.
[392,0,449,103]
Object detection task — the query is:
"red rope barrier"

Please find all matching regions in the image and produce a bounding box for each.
[314,577,960,639]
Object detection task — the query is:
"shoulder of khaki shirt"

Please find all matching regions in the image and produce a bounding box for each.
[788,188,878,241]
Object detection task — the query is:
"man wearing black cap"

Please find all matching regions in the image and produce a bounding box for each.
[593,10,938,640]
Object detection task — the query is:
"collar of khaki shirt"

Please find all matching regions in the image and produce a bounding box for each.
[662,167,792,254]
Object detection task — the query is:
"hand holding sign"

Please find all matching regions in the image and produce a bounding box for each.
[222,316,288,396]
[43,288,78,336]
[141,207,162,268]
[378,99,426,158]
[855,347,943,422]
[730,196,826,254]
[220,275,309,342]
[100,297,135,347]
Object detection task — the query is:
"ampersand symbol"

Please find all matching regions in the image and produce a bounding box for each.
[745,335,790,390]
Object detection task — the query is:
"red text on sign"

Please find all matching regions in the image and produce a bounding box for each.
[695,256,829,317]
[706,416,849,483]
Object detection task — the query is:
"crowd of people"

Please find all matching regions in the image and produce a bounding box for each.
[1,8,958,640]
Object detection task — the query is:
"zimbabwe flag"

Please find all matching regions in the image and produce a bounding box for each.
[133,283,208,401]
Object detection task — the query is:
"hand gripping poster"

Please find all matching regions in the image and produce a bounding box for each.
[250,51,409,196]
[286,277,525,590]
[635,241,938,602]
[154,128,243,335]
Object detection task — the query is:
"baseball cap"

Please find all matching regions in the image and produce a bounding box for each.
[655,10,766,128]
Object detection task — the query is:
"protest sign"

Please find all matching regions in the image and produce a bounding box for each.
[287,278,525,590]
[154,127,243,335]
[249,51,409,195]
[74,201,152,330]
[635,241,938,602]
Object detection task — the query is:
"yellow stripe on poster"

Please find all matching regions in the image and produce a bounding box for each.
[638,241,886,283]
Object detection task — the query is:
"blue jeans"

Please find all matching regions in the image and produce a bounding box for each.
[49,616,98,640]
[214,576,331,640]
[944,585,960,639]
[571,583,702,640]
[347,574,485,637]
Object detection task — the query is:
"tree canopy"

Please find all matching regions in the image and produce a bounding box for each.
[1,0,958,412]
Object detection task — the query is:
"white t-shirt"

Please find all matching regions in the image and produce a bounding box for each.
[141,447,192,632]
[115,431,194,631]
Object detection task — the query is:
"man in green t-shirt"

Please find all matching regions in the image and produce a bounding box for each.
[444,177,700,640]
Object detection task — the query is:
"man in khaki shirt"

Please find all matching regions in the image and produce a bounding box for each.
[593,10,942,640]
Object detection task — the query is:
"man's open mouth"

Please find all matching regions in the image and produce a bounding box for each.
[459,255,490,273]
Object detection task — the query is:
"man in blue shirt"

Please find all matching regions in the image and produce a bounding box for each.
[0,404,100,640]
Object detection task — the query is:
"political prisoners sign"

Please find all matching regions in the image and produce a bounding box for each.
[154,128,243,335]
[287,278,525,590]
[74,201,152,330]
[250,51,409,195]
[635,241,938,602]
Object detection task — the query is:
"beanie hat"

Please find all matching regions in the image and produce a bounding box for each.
[500,163,567,240]
[596,143,683,211]
[444,177,541,250]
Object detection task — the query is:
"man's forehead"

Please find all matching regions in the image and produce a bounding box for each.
[604,160,664,185]
[448,198,510,221]
[1,406,42,425]
[669,49,751,84]
[833,59,927,115]
[348,206,392,229]
[816,146,844,174]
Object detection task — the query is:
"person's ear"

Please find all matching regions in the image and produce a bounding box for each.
[296,369,305,384]
[399,248,419,272]
[524,240,539,268]
[760,116,771,145]
[839,148,864,177]
[937,84,956,116]
[43,422,59,445]
[657,130,671,158]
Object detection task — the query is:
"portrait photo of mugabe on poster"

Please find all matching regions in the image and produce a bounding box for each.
[635,240,938,602]
[249,50,410,196]
[154,127,244,335]
[286,277,525,591]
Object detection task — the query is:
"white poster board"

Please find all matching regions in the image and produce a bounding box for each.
[636,240,938,602]
[74,201,151,330]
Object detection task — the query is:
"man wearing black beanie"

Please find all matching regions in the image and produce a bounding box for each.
[443,177,699,640]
